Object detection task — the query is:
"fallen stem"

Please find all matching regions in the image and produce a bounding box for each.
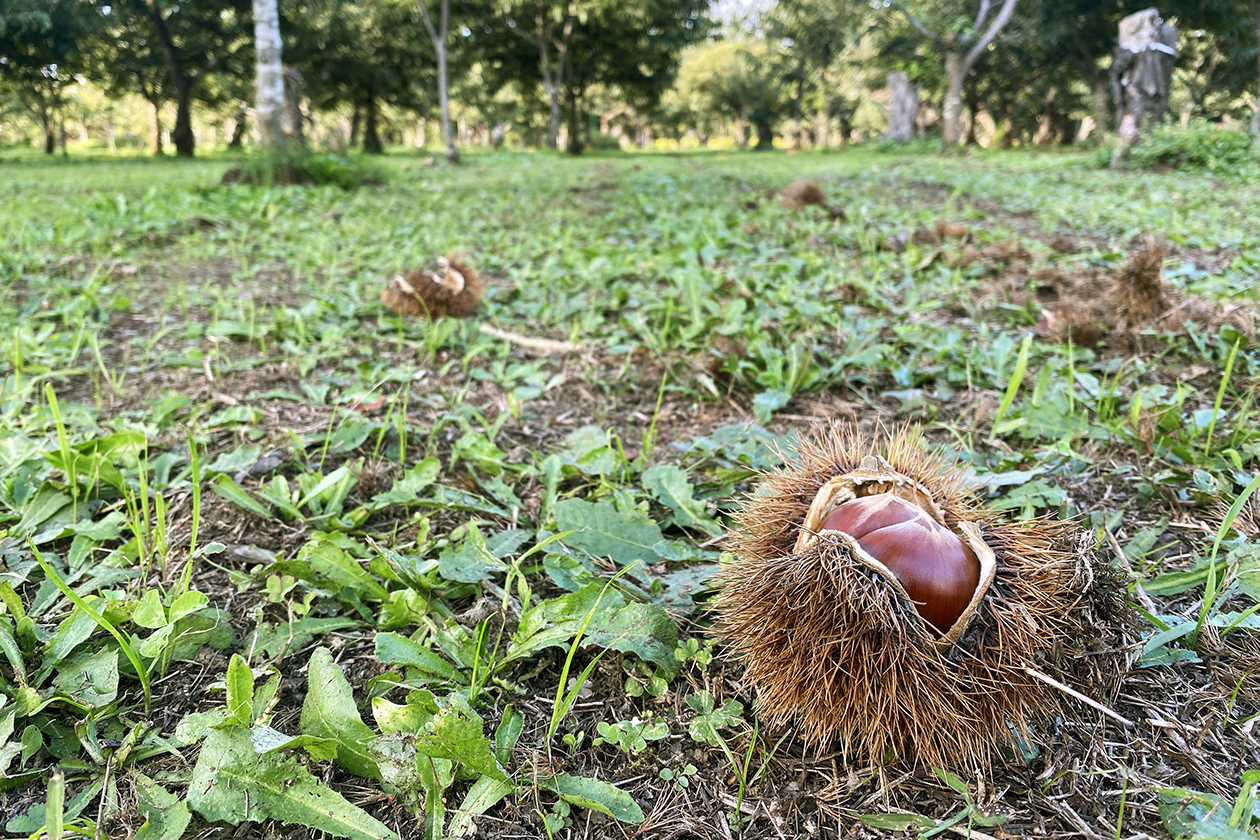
[478,324,583,354]
[1024,665,1134,727]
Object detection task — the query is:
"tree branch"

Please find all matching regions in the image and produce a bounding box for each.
[972,0,991,35]
[893,3,947,50]
[964,0,1019,67]
[414,0,440,46]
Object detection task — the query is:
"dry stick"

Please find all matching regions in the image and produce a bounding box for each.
[1023,665,1135,728]
[478,324,583,354]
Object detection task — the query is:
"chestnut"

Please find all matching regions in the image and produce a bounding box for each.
[715,424,1133,767]
[821,493,980,636]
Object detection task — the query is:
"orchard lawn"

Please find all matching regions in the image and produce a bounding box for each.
[0,145,1258,839]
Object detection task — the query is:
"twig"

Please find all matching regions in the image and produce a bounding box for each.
[478,324,583,354]
[1024,666,1135,727]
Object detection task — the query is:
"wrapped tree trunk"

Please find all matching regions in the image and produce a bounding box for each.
[253,0,287,154]
[1110,8,1177,165]
[885,71,918,142]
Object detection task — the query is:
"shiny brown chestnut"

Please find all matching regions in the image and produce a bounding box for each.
[821,493,980,636]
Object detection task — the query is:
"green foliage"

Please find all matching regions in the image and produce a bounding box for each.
[1115,121,1257,173]
[225,151,385,189]
[188,727,396,840]
[1,146,1258,840]
[593,717,669,753]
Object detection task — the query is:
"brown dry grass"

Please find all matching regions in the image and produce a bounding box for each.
[1027,242,1255,349]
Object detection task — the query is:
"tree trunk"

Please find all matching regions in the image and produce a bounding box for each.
[362,96,383,153]
[792,55,805,148]
[436,36,458,162]
[39,101,55,154]
[417,0,459,163]
[566,86,582,154]
[1252,0,1260,132]
[885,71,918,142]
[229,105,246,148]
[1092,75,1109,140]
[942,51,966,146]
[151,99,164,155]
[537,21,563,150]
[137,0,197,157]
[253,0,287,155]
[349,104,361,147]
[170,78,194,156]
[754,120,774,150]
[733,113,747,147]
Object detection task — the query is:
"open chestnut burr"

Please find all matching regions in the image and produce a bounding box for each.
[714,425,1133,769]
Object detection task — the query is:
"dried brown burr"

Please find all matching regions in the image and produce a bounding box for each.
[379,256,485,319]
[714,425,1132,769]
[780,180,847,220]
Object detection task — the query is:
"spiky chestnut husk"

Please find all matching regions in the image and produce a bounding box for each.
[714,425,1132,770]
[380,256,485,319]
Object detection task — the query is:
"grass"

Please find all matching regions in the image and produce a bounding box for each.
[0,144,1258,838]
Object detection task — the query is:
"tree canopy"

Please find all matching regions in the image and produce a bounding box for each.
[3,0,1260,155]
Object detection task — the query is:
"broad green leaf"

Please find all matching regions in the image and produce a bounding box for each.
[857,813,936,831]
[373,632,463,684]
[437,526,507,583]
[448,775,514,838]
[326,415,375,454]
[210,475,274,519]
[494,705,524,764]
[508,583,679,673]
[51,647,118,708]
[202,445,262,475]
[685,692,743,746]
[133,590,167,629]
[133,774,191,840]
[16,487,70,536]
[168,590,209,623]
[188,727,396,840]
[539,773,644,824]
[34,607,98,685]
[366,732,422,799]
[296,466,353,510]
[751,389,791,424]
[373,457,440,505]
[248,725,338,761]
[372,690,439,735]
[225,654,254,726]
[642,465,723,536]
[1230,543,1260,602]
[556,426,620,475]
[173,710,232,747]
[298,537,389,602]
[137,624,175,659]
[411,695,506,782]
[1158,786,1257,840]
[300,647,381,781]
[68,511,126,541]
[0,624,27,686]
[553,499,663,568]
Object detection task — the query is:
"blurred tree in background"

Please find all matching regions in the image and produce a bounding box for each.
[3,0,1260,156]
